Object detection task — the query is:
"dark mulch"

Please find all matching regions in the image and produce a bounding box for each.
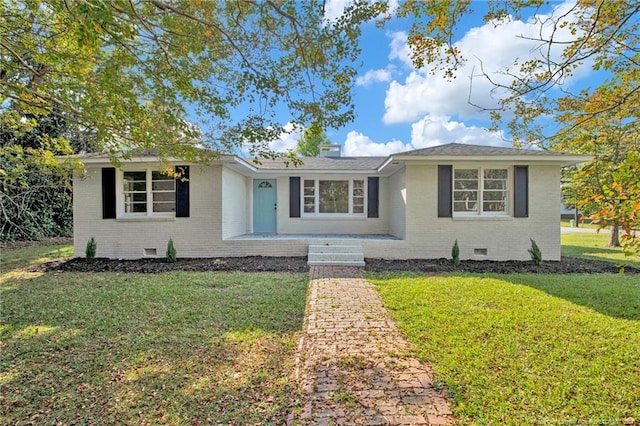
[46,256,639,274]
[365,257,639,274]
[50,256,310,273]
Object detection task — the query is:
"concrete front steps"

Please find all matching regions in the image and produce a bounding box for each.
[307,242,365,266]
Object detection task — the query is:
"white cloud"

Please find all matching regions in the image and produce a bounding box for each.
[268,122,303,152]
[383,1,589,124]
[343,131,409,156]
[324,0,400,22]
[387,31,413,68]
[342,115,507,156]
[410,115,508,148]
[386,0,399,16]
[238,122,302,156]
[356,66,395,86]
[323,0,351,22]
[286,114,508,157]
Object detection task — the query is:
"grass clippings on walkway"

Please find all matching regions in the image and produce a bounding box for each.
[371,272,640,425]
[1,245,308,425]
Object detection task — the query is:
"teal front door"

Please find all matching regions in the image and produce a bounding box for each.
[253,179,277,233]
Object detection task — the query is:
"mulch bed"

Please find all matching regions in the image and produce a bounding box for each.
[49,256,310,273]
[46,256,639,274]
[365,257,639,274]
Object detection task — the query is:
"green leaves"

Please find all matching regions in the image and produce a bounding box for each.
[396,1,639,145]
[296,122,330,157]
[1,1,381,161]
[555,91,639,254]
[585,151,640,256]
[0,109,80,241]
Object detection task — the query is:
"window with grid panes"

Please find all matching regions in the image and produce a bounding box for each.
[122,170,175,216]
[453,168,508,215]
[302,179,365,216]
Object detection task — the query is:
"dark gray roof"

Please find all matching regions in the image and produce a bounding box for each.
[236,143,589,171]
[66,143,588,168]
[249,156,387,170]
[398,143,570,156]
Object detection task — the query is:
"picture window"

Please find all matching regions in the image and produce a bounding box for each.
[302,179,366,216]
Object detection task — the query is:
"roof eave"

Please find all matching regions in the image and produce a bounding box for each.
[57,154,230,166]
[235,167,381,175]
[224,156,258,173]
[58,155,186,164]
[388,154,592,165]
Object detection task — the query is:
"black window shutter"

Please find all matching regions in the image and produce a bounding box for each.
[514,165,528,217]
[289,177,300,218]
[367,177,379,218]
[438,165,452,217]
[101,167,116,219]
[175,165,190,217]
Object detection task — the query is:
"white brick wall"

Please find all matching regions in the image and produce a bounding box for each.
[388,168,406,239]
[74,163,222,259]
[221,167,249,238]
[73,161,562,261]
[385,163,562,261]
[274,175,390,235]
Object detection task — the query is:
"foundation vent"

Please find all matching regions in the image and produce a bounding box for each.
[144,248,157,257]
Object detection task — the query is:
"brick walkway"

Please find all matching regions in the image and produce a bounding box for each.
[291,266,453,425]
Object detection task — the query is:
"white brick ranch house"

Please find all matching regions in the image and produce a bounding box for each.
[70,143,589,263]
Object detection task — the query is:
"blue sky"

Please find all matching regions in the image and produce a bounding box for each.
[263,0,599,156]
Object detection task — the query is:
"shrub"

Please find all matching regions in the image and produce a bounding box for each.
[166,238,177,263]
[528,238,542,265]
[85,237,97,262]
[452,239,460,266]
[0,143,73,242]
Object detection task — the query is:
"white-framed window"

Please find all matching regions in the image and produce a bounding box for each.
[453,167,508,215]
[120,169,175,217]
[302,178,366,216]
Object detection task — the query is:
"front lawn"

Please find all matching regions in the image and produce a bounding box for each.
[1,245,308,424]
[371,273,640,425]
[1,241,73,271]
[562,232,640,268]
[561,218,599,229]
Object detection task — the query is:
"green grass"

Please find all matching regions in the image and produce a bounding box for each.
[3,234,638,425]
[561,232,640,267]
[560,218,600,228]
[1,244,308,425]
[371,273,640,425]
[1,243,73,271]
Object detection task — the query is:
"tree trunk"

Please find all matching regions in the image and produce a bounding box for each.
[607,224,621,247]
